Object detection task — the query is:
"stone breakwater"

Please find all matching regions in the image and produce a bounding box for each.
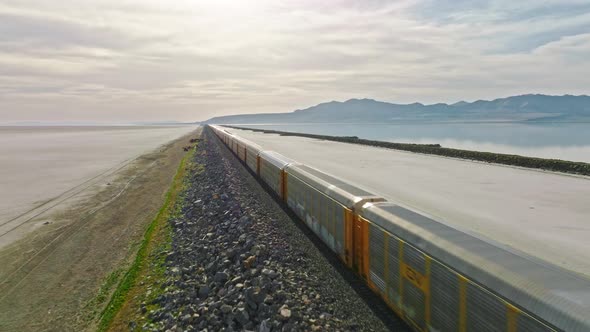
[139,130,397,331]
[223,125,590,176]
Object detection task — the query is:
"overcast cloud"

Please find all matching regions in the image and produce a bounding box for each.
[0,0,589,123]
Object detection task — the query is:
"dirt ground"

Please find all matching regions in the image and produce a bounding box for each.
[0,128,200,332]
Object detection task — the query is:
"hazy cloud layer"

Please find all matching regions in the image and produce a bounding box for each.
[0,0,589,123]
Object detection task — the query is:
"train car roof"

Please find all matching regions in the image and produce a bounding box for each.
[238,137,263,152]
[287,164,384,209]
[361,202,590,332]
[259,151,296,169]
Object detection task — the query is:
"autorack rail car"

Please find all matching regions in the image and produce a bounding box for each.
[233,136,248,162]
[208,124,590,332]
[258,151,296,200]
[359,203,589,331]
[285,164,384,265]
[244,140,262,174]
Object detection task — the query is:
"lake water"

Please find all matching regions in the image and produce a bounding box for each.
[0,126,196,233]
[236,122,590,163]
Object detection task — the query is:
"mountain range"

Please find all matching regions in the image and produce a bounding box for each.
[204,94,590,124]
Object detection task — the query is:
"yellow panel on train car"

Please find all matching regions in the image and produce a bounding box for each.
[401,263,428,293]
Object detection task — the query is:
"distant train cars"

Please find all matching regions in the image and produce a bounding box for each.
[208,125,590,332]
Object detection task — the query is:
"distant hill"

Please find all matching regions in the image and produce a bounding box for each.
[204,94,590,124]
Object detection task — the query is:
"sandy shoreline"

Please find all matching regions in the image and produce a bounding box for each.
[0,125,196,249]
[0,128,200,332]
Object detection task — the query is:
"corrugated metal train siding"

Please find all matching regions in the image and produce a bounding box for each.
[466,282,506,332]
[286,174,347,258]
[369,224,386,294]
[402,244,427,329]
[387,236,401,309]
[430,261,460,331]
[246,149,257,172]
[260,159,281,195]
[404,281,426,329]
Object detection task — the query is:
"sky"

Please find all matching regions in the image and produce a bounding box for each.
[1,0,589,123]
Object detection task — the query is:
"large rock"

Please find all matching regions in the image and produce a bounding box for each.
[198,285,210,299]
[214,271,229,283]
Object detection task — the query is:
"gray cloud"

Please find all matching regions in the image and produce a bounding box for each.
[0,0,589,123]
[0,13,130,49]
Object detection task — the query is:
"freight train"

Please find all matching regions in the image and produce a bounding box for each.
[208,125,590,332]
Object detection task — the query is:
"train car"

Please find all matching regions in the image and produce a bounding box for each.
[212,125,222,136]
[229,135,236,154]
[220,129,231,146]
[233,137,240,156]
[285,164,384,266]
[229,135,235,153]
[207,126,590,332]
[235,137,257,163]
[220,128,263,175]
[258,151,296,199]
[232,136,245,161]
[244,140,263,174]
[222,131,233,152]
[239,139,248,162]
[218,128,231,149]
[358,202,590,332]
[210,125,221,137]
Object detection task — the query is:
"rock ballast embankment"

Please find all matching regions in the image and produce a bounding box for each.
[139,130,394,331]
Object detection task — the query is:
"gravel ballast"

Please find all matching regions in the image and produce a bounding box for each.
[138,129,409,331]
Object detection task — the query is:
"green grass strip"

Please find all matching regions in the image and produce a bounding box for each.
[97,148,193,332]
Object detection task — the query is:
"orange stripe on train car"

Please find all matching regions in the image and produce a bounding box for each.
[281,169,288,202]
[344,208,354,268]
[256,155,261,176]
[353,216,370,280]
